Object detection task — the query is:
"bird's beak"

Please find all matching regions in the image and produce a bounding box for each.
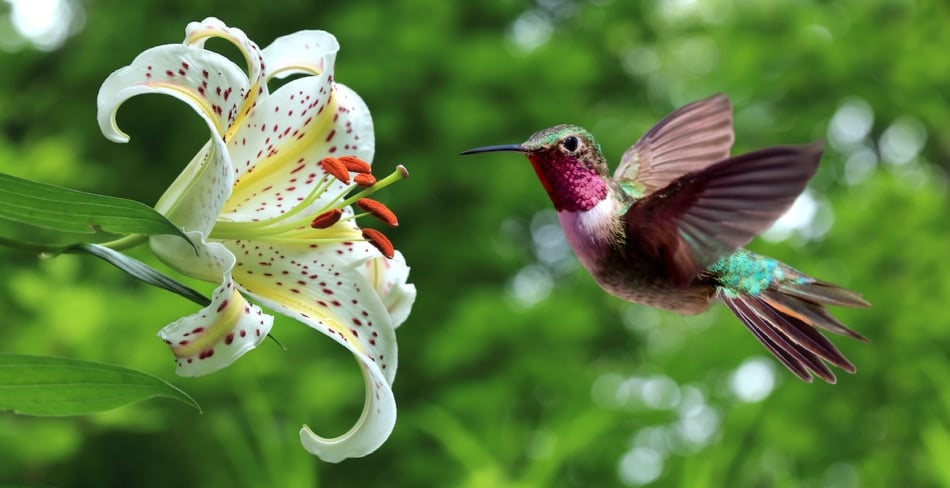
[459,144,527,155]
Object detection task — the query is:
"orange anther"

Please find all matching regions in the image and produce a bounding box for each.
[311,208,343,229]
[338,155,372,174]
[353,173,377,187]
[362,228,394,259]
[356,198,398,227]
[319,157,350,184]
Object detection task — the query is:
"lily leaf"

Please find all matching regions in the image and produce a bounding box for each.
[0,354,200,416]
[71,243,211,306]
[0,173,187,240]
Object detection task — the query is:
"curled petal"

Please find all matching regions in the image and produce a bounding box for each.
[361,251,416,329]
[300,360,395,462]
[97,44,251,142]
[185,17,266,102]
[261,30,339,80]
[226,239,398,460]
[159,273,274,377]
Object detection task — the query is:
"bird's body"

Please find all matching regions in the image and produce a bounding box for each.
[462,94,869,383]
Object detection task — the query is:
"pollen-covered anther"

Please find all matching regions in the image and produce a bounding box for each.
[311,208,344,229]
[362,228,395,259]
[320,157,350,184]
[356,198,398,227]
[353,173,377,187]
[338,155,372,174]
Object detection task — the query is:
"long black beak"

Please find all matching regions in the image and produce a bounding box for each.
[459,144,527,155]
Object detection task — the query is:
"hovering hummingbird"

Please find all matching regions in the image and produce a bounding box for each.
[461,93,869,383]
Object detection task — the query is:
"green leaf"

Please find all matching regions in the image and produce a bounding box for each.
[0,354,200,416]
[0,173,187,240]
[72,243,211,307]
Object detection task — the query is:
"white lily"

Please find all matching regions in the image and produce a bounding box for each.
[96,17,415,462]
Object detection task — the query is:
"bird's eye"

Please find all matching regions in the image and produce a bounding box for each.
[562,136,579,152]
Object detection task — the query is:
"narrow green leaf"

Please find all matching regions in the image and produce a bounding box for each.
[71,243,211,306]
[0,354,200,416]
[0,173,187,240]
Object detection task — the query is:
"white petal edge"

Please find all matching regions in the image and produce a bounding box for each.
[299,359,395,462]
[185,17,264,92]
[261,30,340,80]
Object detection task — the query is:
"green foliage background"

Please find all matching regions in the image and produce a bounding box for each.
[2,0,949,486]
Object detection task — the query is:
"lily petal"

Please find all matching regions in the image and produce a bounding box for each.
[97,44,251,143]
[229,238,396,379]
[222,82,374,223]
[262,30,338,80]
[151,137,234,243]
[299,359,395,462]
[227,237,397,460]
[158,260,274,377]
[185,18,264,88]
[184,17,267,142]
[361,251,416,329]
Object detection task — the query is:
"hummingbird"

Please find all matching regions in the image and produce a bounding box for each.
[461,93,869,383]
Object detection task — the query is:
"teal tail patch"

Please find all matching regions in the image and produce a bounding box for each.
[714,252,869,384]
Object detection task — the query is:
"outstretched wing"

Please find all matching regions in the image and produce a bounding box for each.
[624,142,824,287]
[615,93,734,197]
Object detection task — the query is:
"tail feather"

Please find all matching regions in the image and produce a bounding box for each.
[719,272,868,384]
[761,289,869,342]
[723,295,836,383]
[774,279,870,308]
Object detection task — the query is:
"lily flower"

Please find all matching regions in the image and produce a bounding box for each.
[96,18,415,462]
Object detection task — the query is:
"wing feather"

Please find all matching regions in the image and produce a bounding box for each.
[615,93,735,195]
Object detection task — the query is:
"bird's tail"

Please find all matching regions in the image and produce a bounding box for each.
[715,254,870,383]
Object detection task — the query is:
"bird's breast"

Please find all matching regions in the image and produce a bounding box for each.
[557,197,621,272]
[558,198,715,314]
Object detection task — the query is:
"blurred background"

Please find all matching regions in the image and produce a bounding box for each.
[1,0,948,486]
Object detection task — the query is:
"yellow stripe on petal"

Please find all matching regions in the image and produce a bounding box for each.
[227,238,396,381]
[158,280,274,377]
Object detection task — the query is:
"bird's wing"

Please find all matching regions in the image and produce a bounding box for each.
[623,142,824,287]
[614,93,735,198]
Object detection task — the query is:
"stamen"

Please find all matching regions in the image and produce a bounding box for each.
[356,198,398,227]
[320,157,350,184]
[311,208,343,229]
[362,228,394,259]
[337,165,410,210]
[339,155,372,174]
[354,173,377,187]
